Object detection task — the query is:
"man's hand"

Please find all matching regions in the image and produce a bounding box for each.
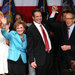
[52,5,58,15]
[61,45,71,51]
[71,60,75,72]
[30,61,37,68]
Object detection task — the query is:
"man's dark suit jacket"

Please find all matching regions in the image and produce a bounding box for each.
[27,22,53,67]
[27,14,58,68]
[60,23,75,68]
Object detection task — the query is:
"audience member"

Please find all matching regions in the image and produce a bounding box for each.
[61,6,72,21]
[9,12,24,31]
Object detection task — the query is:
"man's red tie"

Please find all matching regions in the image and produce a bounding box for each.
[40,25,50,52]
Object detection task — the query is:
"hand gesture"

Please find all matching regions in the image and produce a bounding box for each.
[1,17,7,29]
[1,17,7,25]
[30,61,37,68]
[52,5,58,15]
[52,5,58,11]
[61,45,71,51]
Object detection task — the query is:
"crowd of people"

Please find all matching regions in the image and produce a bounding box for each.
[0,5,75,75]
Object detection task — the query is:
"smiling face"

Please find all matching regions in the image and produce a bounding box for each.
[32,11,42,24]
[65,13,75,27]
[16,24,25,35]
[15,15,21,21]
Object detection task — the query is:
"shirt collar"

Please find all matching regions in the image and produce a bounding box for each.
[69,23,75,30]
[33,21,42,27]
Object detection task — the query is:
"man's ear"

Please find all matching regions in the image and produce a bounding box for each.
[32,16,34,20]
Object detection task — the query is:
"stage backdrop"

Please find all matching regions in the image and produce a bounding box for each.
[0,0,75,25]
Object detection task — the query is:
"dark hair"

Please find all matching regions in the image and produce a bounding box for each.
[62,10,74,17]
[42,12,49,23]
[66,11,75,18]
[13,12,23,23]
[42,12,48,19]
[62,6,72,13]
[32,8,42,17]
[62,6,72,16]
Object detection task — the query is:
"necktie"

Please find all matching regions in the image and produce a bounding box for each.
[40,25,50,52]
[67,27,70,40]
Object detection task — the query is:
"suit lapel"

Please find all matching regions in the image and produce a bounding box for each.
[43,23,51,37]
[62,24,68,40]
[32,23,45,45]
[69,26,75,40]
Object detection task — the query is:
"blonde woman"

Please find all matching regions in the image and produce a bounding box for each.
[0,11,9,75]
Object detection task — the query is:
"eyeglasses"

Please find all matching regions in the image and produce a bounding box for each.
[65,18,74,20]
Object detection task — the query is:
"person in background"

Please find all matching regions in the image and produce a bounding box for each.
[14,13,23,21]
[0,11,9,75]
[1,18,27,75]
[9,13,24,31]
[61,6,72,21]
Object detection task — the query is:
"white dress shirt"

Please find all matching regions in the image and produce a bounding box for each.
[33,21,52,51]
[68,24,75,38]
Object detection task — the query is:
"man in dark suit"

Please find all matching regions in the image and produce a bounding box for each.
[60,11,75,75]
[27,9,54,75]
[53,11,75,75]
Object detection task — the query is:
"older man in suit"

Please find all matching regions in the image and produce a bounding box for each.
[52,11,75,75]
[59,11,75,75]
[46,10,75,75]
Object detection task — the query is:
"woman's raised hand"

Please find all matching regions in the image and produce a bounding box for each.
[1,17,7,25]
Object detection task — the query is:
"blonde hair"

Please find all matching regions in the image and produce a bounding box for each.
[0,11,4,16]
[14,20,26,33]
[0,11,4,28]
